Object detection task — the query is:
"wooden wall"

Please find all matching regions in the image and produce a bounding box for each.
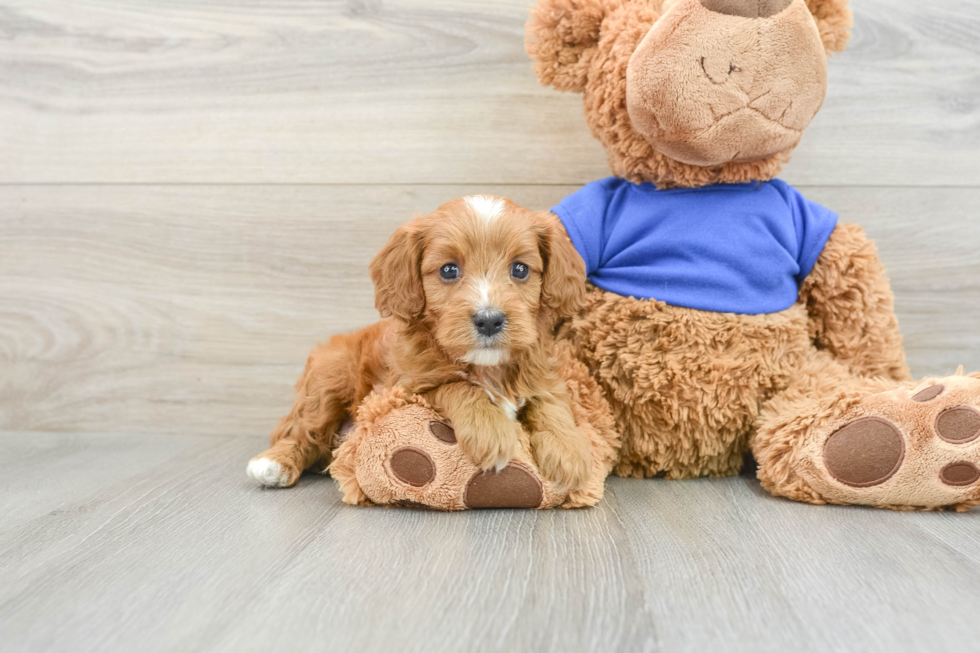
[1,0,978,437]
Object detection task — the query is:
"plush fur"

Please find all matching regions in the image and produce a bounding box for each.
[248,196,619,505]
[526,0,851,188]
[625,0,828,167]
[526,0,980,511]
[570,284,812,480]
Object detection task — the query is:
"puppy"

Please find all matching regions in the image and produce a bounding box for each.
[246,195,593,492]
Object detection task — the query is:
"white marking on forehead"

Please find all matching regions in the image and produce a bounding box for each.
[477,276,492,308]
[465,195,505,225]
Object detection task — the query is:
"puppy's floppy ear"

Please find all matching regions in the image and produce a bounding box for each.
[805,0,852,54]
[369,221,426,322]
[536,212,587,318]
[525,0,609,93]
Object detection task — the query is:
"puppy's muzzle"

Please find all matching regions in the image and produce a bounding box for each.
[472,309,506,338]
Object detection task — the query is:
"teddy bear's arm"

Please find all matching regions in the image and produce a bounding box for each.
[799,222,911,383]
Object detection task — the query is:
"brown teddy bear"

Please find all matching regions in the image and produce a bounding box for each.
[327,0,980,512]
[523,0,980,510]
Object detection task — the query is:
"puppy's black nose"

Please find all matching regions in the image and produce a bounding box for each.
[472,310,506,337]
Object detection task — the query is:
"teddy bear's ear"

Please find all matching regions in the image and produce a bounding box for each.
[525,0,610,93]
[806,0,853,54]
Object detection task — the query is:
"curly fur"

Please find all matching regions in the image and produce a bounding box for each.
[570,284,812,479]
[569,221,980,512]
[805,0,852,53]
[799,222,910,382]
[249,197,598,493]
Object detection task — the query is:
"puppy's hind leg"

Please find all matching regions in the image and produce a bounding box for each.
[248,326,383,488]
[247,412,338,488]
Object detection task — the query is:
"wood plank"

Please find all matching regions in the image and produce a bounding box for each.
[615,475,980,652]
[2,432,980,652]
[0,434,658,653]
[0,0,978,186]
[0,431,221,530]
[1,184,977,437]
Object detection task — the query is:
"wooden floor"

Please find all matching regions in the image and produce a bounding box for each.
[2,432,980,653]
[2,0,980,651]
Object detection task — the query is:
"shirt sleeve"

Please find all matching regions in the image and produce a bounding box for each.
[773,180,839,282]
[550,178,619,277]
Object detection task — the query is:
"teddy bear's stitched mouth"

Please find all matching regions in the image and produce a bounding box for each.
[639,105,803,164]
[693,104,803,140]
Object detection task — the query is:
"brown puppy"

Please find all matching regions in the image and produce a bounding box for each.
[246,195,593,492]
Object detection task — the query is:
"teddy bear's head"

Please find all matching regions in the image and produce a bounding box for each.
[527,0,852,187]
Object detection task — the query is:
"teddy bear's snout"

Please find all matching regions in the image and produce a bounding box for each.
[699,0,792,19]
[625,0,827,167]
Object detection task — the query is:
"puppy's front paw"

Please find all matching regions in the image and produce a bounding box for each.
[531,429,592,493]
[247,456,300,488]
[457,423,521,472]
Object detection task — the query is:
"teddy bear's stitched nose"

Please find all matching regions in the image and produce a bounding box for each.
[699,0,792,18]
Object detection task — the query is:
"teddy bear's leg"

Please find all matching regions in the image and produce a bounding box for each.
[330,361,620,511]
[753,351,980,511]
[330,393,560,510]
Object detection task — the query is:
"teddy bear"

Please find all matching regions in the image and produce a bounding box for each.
[521,0,980,510]
[326,0,980,512]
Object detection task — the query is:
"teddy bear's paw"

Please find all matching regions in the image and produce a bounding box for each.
[343,402,561,510]
[803,374,980,510]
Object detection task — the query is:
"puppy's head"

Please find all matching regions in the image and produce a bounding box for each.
[370,195,585,367]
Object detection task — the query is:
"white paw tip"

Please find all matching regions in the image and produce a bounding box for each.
[247,458,291,487]
[494,457,510,473]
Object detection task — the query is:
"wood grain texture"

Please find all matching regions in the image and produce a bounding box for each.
[1,184,978,437]
[1,1,978,649]
[1,432,979,653]
[0,0,978,186]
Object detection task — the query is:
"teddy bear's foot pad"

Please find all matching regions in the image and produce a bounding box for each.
[805,375,980,509]
[463,464,544,509]
[822,417,905,488]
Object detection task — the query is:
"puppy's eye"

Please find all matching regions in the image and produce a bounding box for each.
[511,262,529,280]
[439,263,459,281]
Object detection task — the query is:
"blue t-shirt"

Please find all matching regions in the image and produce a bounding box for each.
[551,177,838,315]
